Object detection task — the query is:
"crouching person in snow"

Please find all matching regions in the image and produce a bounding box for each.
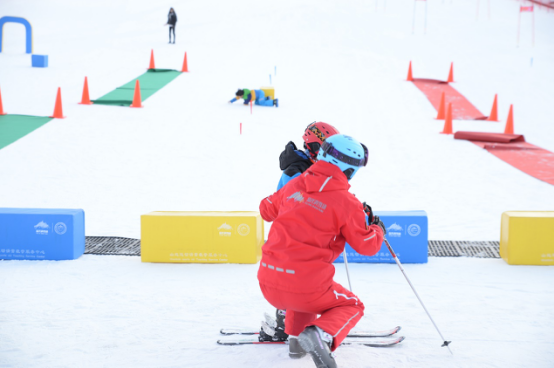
[259,122,340,343]
[257,134,386,368]
[229,88,278,107]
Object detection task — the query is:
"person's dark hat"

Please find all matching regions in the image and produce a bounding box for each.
[236,89,244,97]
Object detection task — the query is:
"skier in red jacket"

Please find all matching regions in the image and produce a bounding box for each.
[258,134,386,368]
[258,122,340,344]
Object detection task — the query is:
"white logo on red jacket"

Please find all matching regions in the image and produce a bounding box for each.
[287,191,305,202]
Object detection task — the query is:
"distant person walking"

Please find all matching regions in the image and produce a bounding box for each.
[166,8,177,44]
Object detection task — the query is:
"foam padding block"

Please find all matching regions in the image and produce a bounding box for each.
[0,208,85,260]
[500,211,554,265]
[260,86,275,100]
[141,211,264,264]
[334,210,428,264]
[31,54,48,68]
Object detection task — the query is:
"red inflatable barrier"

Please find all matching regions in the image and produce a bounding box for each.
[455,131,554,186]
[412,79,487,120]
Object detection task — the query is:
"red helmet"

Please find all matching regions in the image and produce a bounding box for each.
[302,122,340,160]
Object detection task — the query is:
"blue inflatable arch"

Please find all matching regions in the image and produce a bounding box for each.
[0,16,33,54]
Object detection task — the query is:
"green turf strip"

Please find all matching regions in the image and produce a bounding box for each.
[0,114,53,150]
[91,69,182,106]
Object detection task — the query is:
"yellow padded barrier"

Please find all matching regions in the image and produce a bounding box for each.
[260,86,275,100]
[141,211,264,264]
[500,211,554,265]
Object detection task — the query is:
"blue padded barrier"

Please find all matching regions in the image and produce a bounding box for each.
[0,208,85,260]
[31,54,48,67]
[335,210,428,264]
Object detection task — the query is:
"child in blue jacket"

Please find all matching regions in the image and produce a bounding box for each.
[229,89,278,107]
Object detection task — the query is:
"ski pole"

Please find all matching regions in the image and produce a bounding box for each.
[383,238,452,354]
[343,250,353,292]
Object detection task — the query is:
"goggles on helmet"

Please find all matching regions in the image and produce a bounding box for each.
[320,141,368,167]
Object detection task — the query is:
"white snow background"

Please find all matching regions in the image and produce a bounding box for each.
[0,0,553,367]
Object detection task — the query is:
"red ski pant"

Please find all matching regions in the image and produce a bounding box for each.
[259,281,364,351]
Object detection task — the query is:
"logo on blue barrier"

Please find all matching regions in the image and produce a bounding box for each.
[34,221,49,235]
[407,224,421,237]
[387,223,403,237]
[55,222,67,235]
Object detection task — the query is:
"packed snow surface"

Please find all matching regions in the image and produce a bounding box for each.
[0,0,553,367]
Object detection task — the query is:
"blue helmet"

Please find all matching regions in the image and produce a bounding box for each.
[316,134,368,180]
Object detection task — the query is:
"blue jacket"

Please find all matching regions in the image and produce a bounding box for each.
[276,142,313,191]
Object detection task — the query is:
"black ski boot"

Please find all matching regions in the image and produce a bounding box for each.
[298,326,337,368]
[288,336,307,359]
[259,309,289,342]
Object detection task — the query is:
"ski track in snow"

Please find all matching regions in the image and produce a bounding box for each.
[0,0,553,367]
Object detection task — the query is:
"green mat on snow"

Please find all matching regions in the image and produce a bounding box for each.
[0,114,53,150]
[91,69,182,106]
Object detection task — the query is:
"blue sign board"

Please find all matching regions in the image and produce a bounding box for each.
[0,208,85,260]
[335,210,428,264]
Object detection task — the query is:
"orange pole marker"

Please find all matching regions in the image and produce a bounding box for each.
[436,91,446,119]
[487,94,498,121]
[504,104,514,134]
[149,49,155,69]
[407,61,414,81]
[250,100,253,114]
[440,103,453,134]
[181,52,189,72]
[79,77,93,105]
[130,80,143,108]
[0,86,6,115]
[50,87,65,119]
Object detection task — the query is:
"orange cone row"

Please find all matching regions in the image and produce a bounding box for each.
[439,103,515,135]
[407,61,453,83]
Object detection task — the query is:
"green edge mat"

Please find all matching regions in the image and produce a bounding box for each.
[0,114,53,150]
[91,69,182,106]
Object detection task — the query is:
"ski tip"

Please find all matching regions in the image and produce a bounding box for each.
[395,326,402,333]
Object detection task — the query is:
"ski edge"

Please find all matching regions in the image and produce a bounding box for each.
[217,336,405,347]
[220,326,401,338]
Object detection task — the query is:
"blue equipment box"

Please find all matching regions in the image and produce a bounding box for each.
[334,210,428,264]
[0,208,85,260]
[31,54,48,68]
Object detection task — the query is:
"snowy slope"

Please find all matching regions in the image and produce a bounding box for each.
[1,256,553,368]
[0,0,553,367]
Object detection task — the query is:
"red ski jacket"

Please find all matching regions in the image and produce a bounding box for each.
[258,161,384,293]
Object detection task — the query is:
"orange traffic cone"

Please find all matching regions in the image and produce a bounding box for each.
[447,62,454,83]
[487,94,498,121]
[79,77,93,105]
[440,103,453,134]
[130,80,142,108]
[407,61,413,81]
[0,86,6,115]
[436,91,446,119]
[504,104,514,134]
[181,52,189,72]
[50,87,65,118]
[149,49,155,69]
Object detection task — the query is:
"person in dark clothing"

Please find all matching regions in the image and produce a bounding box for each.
[166,8,177,44]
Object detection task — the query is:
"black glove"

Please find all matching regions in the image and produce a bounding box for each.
[372,215,386,235]
[362,202,374,223]
[279,142,311,175]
